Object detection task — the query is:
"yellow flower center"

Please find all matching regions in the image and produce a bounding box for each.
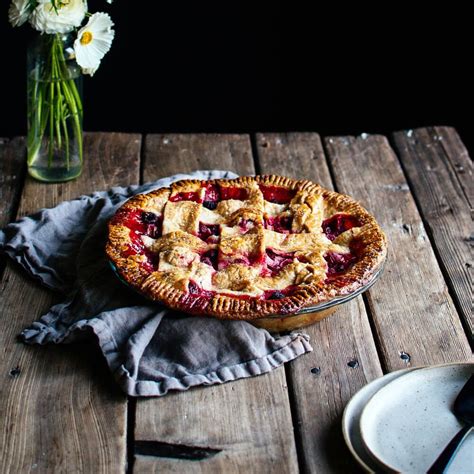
[80,31,93,46]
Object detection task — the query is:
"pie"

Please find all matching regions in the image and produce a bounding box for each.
[106,176,387,319]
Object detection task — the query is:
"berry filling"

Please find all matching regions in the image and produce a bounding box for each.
[264,215,293,233]
[112,209,162,238]
[322,213,360,241]
[123,231,145,257]
[218,249,264,270]
[264,248,295,276]
[263,286,298,300]
[200,249,218,270]
[169,191,202,203]
[123,232,158,272]
[141,211,163,238]
[188,280,214,299]
[198,222,220,242]
[203,183,220,210]
[259,185,296,204]
[111,209,146,233]
[232,256,251,265]
[238,219,255,233]
[221,293,253,300]
[324,251,357,275]
[220,187,249,201]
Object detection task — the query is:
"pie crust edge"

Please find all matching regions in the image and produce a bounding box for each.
[106,175,387,320]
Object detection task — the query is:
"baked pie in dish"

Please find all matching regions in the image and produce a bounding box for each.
[106,176,387,320]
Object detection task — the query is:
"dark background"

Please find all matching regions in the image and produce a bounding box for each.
[1,2,472,152]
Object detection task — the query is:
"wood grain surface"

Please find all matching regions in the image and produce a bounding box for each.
[325,134,472,370]
[256,132,384,473]
[143,133,255,178]
[134,134,299,474]
[1,129,472,474]
[393,127,473,340]
[434,126,473,207]
[0,137,25,229]
[0,133,141,473]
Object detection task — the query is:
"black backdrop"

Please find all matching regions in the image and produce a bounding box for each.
[1,2,472,153]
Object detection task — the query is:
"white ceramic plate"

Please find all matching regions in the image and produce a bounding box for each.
[360,363,474,473]
[342,368,416,472]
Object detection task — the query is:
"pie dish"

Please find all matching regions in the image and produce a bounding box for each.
[106,175,387,320]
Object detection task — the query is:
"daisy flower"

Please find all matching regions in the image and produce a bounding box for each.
[74,12,115,76]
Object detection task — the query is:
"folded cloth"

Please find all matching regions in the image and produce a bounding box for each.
[0,170,312,396]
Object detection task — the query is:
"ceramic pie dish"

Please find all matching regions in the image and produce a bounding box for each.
[106,175,387,328]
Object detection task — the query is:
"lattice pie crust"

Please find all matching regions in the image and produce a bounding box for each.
[106,176,387,319]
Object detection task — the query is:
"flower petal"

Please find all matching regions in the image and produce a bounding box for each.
[73,12,115,70]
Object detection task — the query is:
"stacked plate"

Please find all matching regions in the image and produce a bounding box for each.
[342,362,474,473]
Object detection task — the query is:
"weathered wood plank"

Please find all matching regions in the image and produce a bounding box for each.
[256,132,383,473]
[325,134,472,370]
[134,134,299,474]
[434,126,473,207]
[0,137,25,229]
[392,127,473,341]
[142,133,254,178]
[0,132,141,473]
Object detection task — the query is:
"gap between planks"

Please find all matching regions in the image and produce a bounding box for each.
[319,134,390,374]
[133,134,299,474]
[0,137,27,282]
[0,132,141,474]
[324,133,471,368]
[390,127,473,345]
[254,132,383,473]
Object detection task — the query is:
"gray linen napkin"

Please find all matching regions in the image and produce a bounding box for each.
[0,170,312,396]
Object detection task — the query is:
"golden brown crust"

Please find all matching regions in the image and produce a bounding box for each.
[106,175,387,320]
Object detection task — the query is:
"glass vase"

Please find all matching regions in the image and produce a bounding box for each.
[27,33,83,182]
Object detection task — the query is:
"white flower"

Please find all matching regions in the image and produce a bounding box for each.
[30,0,87,34]
[73,12,114,76]
[8,0,31,27]
[81,66,98,76]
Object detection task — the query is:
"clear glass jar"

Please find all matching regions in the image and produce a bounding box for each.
[27,33,83,182]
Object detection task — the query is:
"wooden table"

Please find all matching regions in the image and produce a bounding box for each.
[0,128,472,473]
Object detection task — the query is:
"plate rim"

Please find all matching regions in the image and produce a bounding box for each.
[358,362,474,473]
[341,367,415,473]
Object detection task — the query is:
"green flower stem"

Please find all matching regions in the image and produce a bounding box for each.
[61,110,70,170]
[48,78,54,166]
[59,78,83,164]
[55,37,83,164]
[27,34,83,170]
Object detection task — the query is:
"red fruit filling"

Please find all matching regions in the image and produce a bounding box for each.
[200,249,218,270]
[141,211,163,238]
[218,250,264,270]
[123,232,158,272]
[259,185,296,204]
[112,209,162,238]
[238,219,255,233]
[203,183,220,210]
[169,191,202,203]
[264,249,295,276]
[263,286,298,300]
[324,251,357,276]
[198,222,220,242]
[264,215,293,233]
[220,187,249,201]
[188,280,214,299]
[112,209,146,233]
[322,213,360,241]
[220,293,253,300]
[123,231,144,257]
